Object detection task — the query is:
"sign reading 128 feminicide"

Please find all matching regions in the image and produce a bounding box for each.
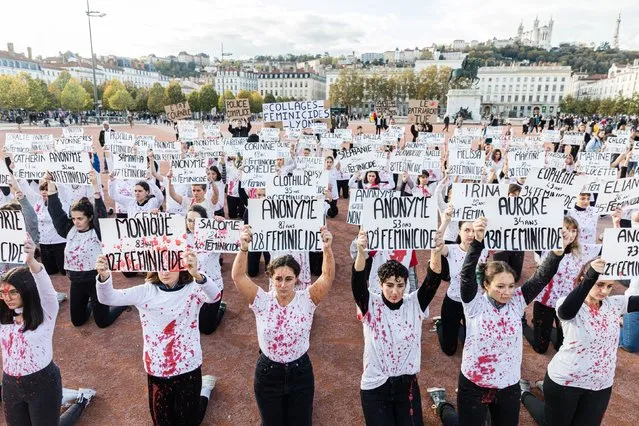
[248,198,324,252]
[483,196,564,251]
[361,196,438,250]
[100,214,187,272]
[0,211,27,264]
[193,218,241,253]
[262,101,329,129]
[601,228,639,279]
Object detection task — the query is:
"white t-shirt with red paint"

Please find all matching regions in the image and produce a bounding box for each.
[368,250,418,296]
[96,273,222,378]
[567,207,599,245]
[548,296,627,390]
[0,267,58,377]
[360,291,427,390]
[250,287,316,363]
[64,228,102,272]
[461,289,527,389]
[446,245,488,302]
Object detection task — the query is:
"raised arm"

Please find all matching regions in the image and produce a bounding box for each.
[46,179,73,238]
[25,235,58,318]
[184,249,222,303]
[108,174,133,206]
[309,227,335,305]
[13,178,40,244]
[557,258,604,320]
[351,230,370,315]
[460,217,487,303]
[231,225,260,304]
[417,233,445,312]
[95,255,150,306]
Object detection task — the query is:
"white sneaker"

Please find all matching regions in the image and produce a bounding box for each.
[77,388,97,405]
[535,380,544,394]
[201,375,217,392]
[56,292,67,303]
[61,388,78,407]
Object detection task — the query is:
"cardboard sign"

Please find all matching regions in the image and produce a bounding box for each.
[485,126,506,138]
[601,228,639,279]
[47,151,92,185]
[522,168,589,210]
[577,152,611,173]
[451,183,509,220]
[100,214,186,272]
[241,149,277,189]
[266,171,319,199]
[221,137,247,157]
[483,196,564,251]
[0,160,12,187]
[189,139,225,158]
[225,98,251,120]
[336,145,377,174]
[594,176,639,214]
[262,100,329,129]
[385,125,405,140]
[177,121,198,140]
[165,102,192,121]
[62,127,83,138]
[422,150,442,180]
[55,136,92,153]
[416,132,445,147]
[541,130,561,143]
[388,148,425,174]
[581,171,618,194]
[0,211,27,264]
[135,136,156,153]
[604,137,630,154]
[112,153,147,180]
[408,100,438,124]
[562,132,584,146]
[5,133,53,153]
[259,127,280,142]
[152,141,181,162]
[375,100,397,116]
[247,198,324,251]
[354,134,383,147]
[170,157,207,184]
[105,132,135,155]
[12,153,46,180]
[202,123,221,138]
[347,189,397,225]
[454,127,482,137]
[361,196,438,250]
[295,156,324,174]
[507,149,545,178]
[283,128,301,140]
[311,122,328,135]
[193,218,241,253]
[633,140,639,156]
[545,152,567,169]
[448,148,484,179]
[320,134,343,150]
[334,129,353,142]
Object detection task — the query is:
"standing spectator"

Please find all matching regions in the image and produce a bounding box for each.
[98,121,113,174]
[443,115,450,132]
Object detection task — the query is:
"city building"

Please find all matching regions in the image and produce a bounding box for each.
[574,60,639,100]
[258,70,326,100]
[476,64,572,118]
[361,52,383,63]
[515,17,554,50]
[215,69,258,95]
[0,43,43,80]
[415,52,467,72]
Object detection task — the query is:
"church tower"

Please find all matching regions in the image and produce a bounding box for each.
[613,12,621,49]
[533,16,540,45]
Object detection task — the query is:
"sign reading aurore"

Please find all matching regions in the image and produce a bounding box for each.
[0,211,27,264]
[100,214,187,272]
[361,196,438,250]
[248,198,324,251]
[262,101,329,129]
[165,102,191,121]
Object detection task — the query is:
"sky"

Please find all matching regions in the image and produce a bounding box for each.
[1,0,638,60]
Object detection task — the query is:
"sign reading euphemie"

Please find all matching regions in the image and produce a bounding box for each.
[164,102,191,121]
[225,98,251,120]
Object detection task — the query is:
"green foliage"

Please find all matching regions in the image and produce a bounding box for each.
[48,70,72,106]
[147,83,167,114]
[60,78,90,111]
[249,91,263,114]
[134,88,149,112]
[102,80,126,110]
[27,76,53,111]
[187,90,200,112]
[559,94,639,116]
[155,61,199,78]
[218,89,235,111]
[165,81,186,104]
[263,93,276,104]
[108,89,135,111]
[199,84,219,113]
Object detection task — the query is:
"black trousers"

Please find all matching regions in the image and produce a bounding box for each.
[337,180,349,199]
[40,242,66,275]
[457,373,520,426]
[492,251,525,282]
[523,301,563,354]
[69,270,127,328]
[360,375,424,426]
[436,295,466,356]
[309,251,323,276]
[248,251,271,278]
[199,291,224,335]
[521,373,612,426]
[254,352,314,426]
[227,196,245,219]
[326,200,338,218]
[2,362,62,426]
[147,366,209,426]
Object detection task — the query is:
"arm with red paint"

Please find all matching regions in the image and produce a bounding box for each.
[94,255,151,307]
[417,233,445,312]
[520,230,570,305]
[309,227,335,305]
[231,225,260,304]
[460,217,487,303]
[351,230,370,316]
[557,259,604,321]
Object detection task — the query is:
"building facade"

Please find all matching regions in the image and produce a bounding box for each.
[258,70,326,100]
[215,70,258,96]
[574,60,639,100]
[516,17,554,50]
[476,64,572,118]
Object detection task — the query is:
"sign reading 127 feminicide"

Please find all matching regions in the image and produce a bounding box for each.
[0,211,27,264]
[361,196,438,250]
[262,101,329,129]
[248,198,324,252]
[483,196,564,251]
[601,228,639,279]
[193,218,241,253]
[100,214,187,272]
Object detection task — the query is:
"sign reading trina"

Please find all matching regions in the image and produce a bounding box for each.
[408,100,438,124]
[164,102,192,121]
[225,98,251,120]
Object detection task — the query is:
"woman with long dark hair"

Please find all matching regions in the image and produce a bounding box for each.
[95,248,220,425]
[231,225,335,426]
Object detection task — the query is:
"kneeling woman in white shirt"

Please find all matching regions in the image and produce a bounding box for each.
[231,225,335,426]
[520,258,639,425]
[352,230,444,426]
[95,250,221,426]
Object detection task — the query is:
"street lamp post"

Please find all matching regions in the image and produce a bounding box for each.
[220,42,233,115]
[86,0,105,125]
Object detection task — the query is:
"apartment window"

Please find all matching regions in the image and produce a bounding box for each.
[509,85,512,91]
[517,77,521,82]
[500,95,504,102]
[488,78,492,82]
[514,95,519,102]
[516,85,520,91]
[543,95,548,102]
[537,85,541,91]
[507,95,512,102]
[523,85,527,91]
[513,105,518,111]
[560,85,564,92]
[552,84,556,92]
[545,85,549,91]
[509,77,513,82]
[553,77,557,82]
[524,77,528,82]
[536,95,540,102]
[546,77,550,82]
[531,77,535,82]
[551,95,555,102]
[502,85,506,91]
[559,95,563,101]
[561,77,566,82]
[496,77,500,82]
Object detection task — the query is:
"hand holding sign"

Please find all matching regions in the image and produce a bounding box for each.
[473,217,487,242]
[320,226,332,250]
[240,225,252,251]
[96,255,111,281]
[356,230,368,253]
[591,258,607,274]
[184,249,202,281]
[24,234,36,266]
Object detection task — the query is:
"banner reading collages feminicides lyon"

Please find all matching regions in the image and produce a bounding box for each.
[262,101,329,129]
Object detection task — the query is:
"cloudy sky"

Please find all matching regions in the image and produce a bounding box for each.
[1,0,637,60]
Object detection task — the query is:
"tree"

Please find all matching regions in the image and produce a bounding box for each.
[263,93,276,104]
[102,80,126,110]
[134,88,149,112]
[199,84,219,113]
[329,69,364,112]
[218,90,235,112]
[188,91,200,113]
[249,91,263,114]
[147,83,167,114]
[48,71,72,107]
[0,74,30,109]
[60,78,90,111]
[109,88,135,111]
[27,77,53,112]
[165,81,186,104]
